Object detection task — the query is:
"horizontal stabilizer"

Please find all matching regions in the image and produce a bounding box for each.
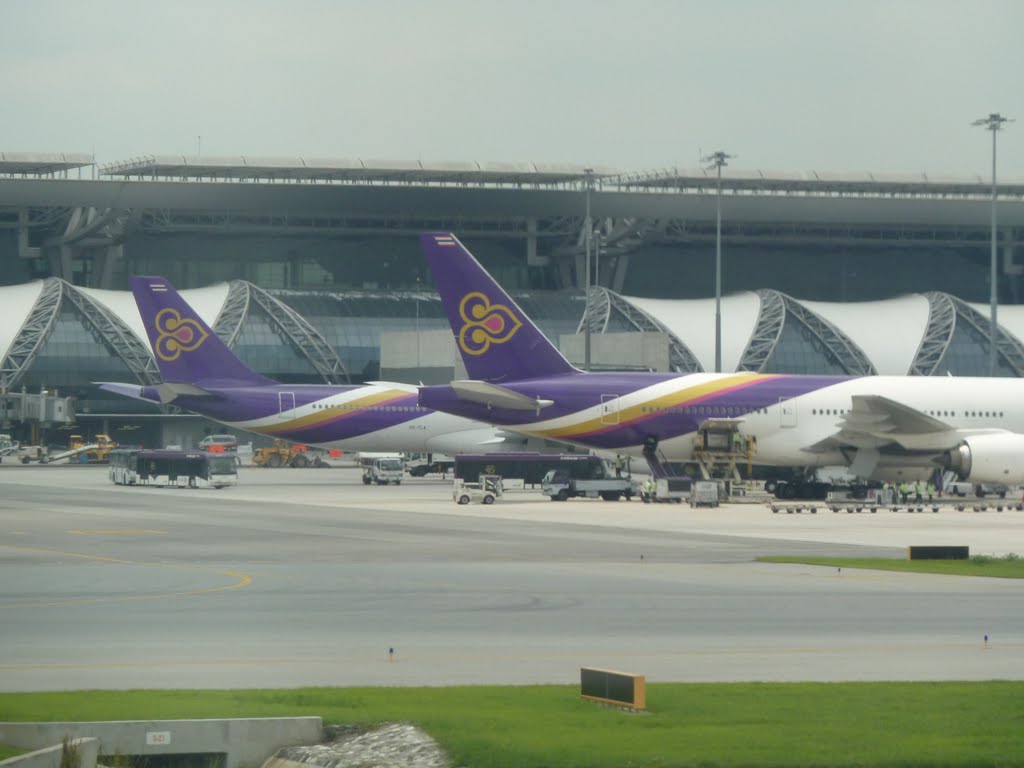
[96,382,155,403]
[451,380,554,412]
[478,434,510,444]
[155,382,214,404]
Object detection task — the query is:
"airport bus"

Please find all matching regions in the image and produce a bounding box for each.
[453,453,610,488]
[108,448,238,488]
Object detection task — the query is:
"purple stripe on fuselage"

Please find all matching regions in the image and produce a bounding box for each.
[419,373,850,449]
[175,385,426,442]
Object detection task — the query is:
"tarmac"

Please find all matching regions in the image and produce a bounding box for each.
[1,464,1022,691]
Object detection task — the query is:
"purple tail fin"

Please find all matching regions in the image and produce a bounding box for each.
[130,276,273,386]
[420,232,578,382]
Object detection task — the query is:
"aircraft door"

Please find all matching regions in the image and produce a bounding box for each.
[779,398,797,428]
[278,392,296,419]
[600,394,621,425]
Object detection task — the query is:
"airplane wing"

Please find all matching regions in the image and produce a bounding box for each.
[451,380,554,413]
[806,394,957,453]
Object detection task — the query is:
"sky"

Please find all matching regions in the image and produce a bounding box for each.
[2,0,1023,178]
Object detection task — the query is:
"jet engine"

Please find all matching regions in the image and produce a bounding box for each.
[943,433,1024,485]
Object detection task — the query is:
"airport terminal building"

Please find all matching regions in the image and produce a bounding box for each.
[2,152,1024,448]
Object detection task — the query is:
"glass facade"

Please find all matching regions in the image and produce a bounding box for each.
[231,304,319,383]
[934,321,1017,378]
[760,318,851,375]
[21,303,152,413]
[274,290,586,383]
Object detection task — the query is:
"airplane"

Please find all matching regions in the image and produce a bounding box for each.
[98,276,566,456]
[416,231,1024,485]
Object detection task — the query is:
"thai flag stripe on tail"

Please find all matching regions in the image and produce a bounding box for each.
[434,235,456,247]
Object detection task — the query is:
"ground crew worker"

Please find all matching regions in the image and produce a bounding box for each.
[899,482,909,503]
[926,482,936,501]
[914,480,923,502]
[732,431,744,453]
[614,454,625,478]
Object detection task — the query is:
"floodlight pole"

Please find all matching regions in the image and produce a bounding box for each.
[973,113,1010,376]
[704,151,733,374]
[583,168,594,372]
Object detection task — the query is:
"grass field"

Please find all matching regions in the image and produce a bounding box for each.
[758,554,1024,578]
[2,682,1023,767]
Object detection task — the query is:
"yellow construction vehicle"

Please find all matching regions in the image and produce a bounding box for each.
[253,439,312,468]
[62,434,118,464]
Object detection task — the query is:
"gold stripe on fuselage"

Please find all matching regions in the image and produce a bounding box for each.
[248,389,414,434]
[535,373,772,439]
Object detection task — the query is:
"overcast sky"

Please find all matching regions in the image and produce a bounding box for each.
[3,0,1022,178]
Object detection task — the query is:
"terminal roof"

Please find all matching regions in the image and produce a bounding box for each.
[0,152,94,177]
[99,155,620,187]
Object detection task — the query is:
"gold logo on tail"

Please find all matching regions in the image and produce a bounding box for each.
[154,308,209,361]
[457,292,522,356]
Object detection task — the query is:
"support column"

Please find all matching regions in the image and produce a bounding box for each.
[60,245,75,282]
[611,252,631,293]
[573,251,586,289]
[17,209,30,257]
[525,218,547,267]
[1003,230,1020,303]
[95,244,124,288]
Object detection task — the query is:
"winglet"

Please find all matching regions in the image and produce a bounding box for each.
[420,232,579,382]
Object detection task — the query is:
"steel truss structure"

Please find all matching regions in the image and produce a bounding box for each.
[584,287,704,372]
[214,280,349,385]
[738,290,876,375]
[0,278,161,391]
[911,293,958,376]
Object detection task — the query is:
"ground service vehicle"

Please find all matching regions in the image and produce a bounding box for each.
[690,480,720,507]
[362,456,404,485]
[541,468,637,501]
[453,475,503,505]
[641,477,693,504]
[253,439,314,468]
[453,452,608,488]
[199,434,239,451]
[405,452,455,477]
[0,434,19,463]
[41,434,119,464]
[109,448,238,488]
